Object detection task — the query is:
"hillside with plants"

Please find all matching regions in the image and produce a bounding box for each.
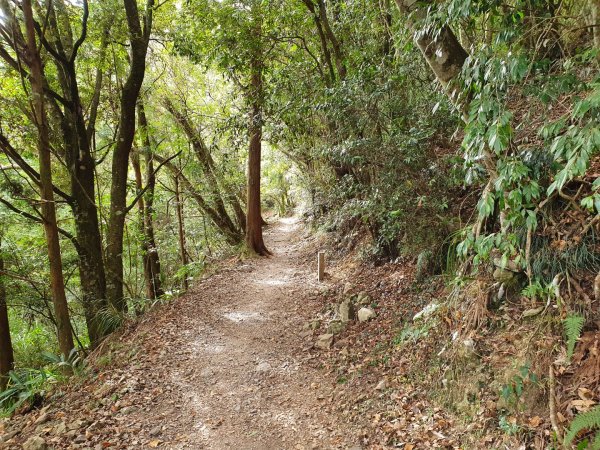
[0,0,599,448]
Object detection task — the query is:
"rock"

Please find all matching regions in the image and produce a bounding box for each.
[375,379,387,391]
[338,299,355,322]
[74,434,87,443]
[357,307,375,322]
[34,413,51,425]
[0,430,19,442]
[23,436,47,450]
[334,338,349,349]
[416,250,435,282]
[343,282,353,294]
[493,257,521,272]
[327,320,346,335]
[315,334,334,350]
[457,338,478,360]
[493,267,514,283]
[67,419,85,431]
[149,426,162,437]
[53,421,67,434]
[355,292,371,306]
[304,319,321,331]
[413,303,439,321]
[94,384,115,398]
[119,406,138,415]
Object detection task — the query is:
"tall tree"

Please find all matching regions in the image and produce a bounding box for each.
[0,239,13,391]
[245,4,270,255]
[23,0,74,358]
[0,0,111,347]
[106,0,155,311]
[135,101,163,300]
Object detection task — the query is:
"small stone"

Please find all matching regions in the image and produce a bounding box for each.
[120,406,138,415]
[74,434,87,443]
[357,307,375,322]
[416,250,435,282]
[338,299,355,322]
[343,282,353,294]
[23,436,47,450]
[315,334,334,350]
[493,257,520,272]
[34,413,51,425]
[67,419,85,431]
[457,338,478,360]
[309,319,321,330]
[413,303,439,321]
[375,379,387,391]
[355,292,371,306]
[493,267,514,283]
[53,421,67,435]
[149,426,162,437]
[327,320,345,335]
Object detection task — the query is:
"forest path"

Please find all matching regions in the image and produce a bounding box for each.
[5,217,358,449]
[118,217,353,449]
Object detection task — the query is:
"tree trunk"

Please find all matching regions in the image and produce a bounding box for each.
[56,73,108,347]
[174,175,189,291]
[301,0,336,86]
[0,247,14,391]
[316,0,346,80]
[246,45,270,256]
[591,0,600,61]
[381,0,394,56]
[394,0,467,93]
[136,102,163,300]
[32,0,109,348]
[106,0,154,312]
[23,0,74,359]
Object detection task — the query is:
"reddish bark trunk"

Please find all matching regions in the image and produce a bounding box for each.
[245,50,270,256]
[0,249,14,390]
[23,0,74,359]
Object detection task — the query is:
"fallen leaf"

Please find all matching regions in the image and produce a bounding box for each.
[528,416,542,427]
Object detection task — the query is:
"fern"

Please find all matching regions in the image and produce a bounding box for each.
[564,314,585,363]
[565,406,600,447]
[591,433,600,450]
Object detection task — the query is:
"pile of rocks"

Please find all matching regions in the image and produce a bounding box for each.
[311,290,376,350]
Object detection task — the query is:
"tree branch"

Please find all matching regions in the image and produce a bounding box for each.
[123,150,181,215]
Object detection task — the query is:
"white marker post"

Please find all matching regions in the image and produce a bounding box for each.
[318,251,325,282]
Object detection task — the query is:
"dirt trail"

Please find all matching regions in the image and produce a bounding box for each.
[133,219,343,449]
[144,217,352,449]
[5,217,356,450]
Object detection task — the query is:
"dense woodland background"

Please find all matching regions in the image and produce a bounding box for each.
[0,0,599,447]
